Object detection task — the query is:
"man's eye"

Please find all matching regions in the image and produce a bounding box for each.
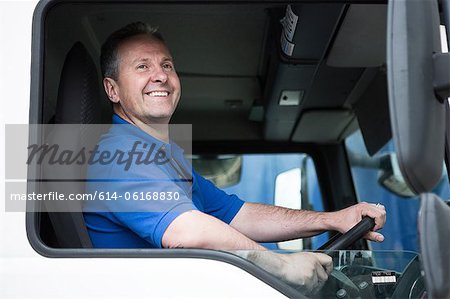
[137,64,148,70]
[162,63,173,71]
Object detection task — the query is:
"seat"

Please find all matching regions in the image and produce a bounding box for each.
[43,42,103,248]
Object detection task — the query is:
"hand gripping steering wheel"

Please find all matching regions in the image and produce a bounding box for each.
[311,217,377,299]
[317,216,376,255]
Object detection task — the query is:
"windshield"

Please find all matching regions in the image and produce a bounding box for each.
[346,131,450,252]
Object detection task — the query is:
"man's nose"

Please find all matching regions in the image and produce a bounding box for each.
[151,66,168,83]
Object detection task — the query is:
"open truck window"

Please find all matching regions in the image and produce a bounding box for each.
[27,2,354,296]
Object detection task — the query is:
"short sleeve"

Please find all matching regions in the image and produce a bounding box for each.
[193,170,245,224]
[85,154,197,248]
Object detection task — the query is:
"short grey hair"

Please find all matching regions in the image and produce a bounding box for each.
[100,22,165,80]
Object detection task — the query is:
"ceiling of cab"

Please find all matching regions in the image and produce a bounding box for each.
[44,2,389,144]
[83,4,269,113]
[45,3,273,140]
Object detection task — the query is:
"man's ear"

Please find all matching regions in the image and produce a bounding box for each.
[103,78,120,104]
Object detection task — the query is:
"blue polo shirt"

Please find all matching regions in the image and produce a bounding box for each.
[83,114,244,248]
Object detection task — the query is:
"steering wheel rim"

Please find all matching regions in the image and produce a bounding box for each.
[317,216,376,255]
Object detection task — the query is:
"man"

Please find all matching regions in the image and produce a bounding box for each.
[84,22,386,294]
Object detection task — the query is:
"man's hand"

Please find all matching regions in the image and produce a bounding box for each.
[329,202,386,242]
[235,250,332,296]
[277,252,333,295]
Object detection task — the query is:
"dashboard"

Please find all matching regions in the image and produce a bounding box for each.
[310,251,425,299]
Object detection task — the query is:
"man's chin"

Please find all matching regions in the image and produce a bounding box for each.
[143,114,173,124]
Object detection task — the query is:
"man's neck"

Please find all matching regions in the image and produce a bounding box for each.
[114,110,170,143]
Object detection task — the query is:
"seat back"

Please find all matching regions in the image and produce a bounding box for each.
[44,42,102,248]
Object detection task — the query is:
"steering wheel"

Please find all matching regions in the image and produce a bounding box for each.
[317,216,376,255]
[308,217,377,299]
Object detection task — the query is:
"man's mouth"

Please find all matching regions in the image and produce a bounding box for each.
[145,91,170,97]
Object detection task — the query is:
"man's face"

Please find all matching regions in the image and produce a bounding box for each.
[104,34,181,124]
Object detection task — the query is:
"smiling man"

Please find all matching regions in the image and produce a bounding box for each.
[83,22,386,294]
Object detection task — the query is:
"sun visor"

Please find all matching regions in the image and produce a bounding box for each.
[354,70,391,156]
[387,0,446,193]
[292,110,357,143]
[327,4,387,68]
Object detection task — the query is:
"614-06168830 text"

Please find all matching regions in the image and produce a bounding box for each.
[9,191,181,201]
[95,191,181,201]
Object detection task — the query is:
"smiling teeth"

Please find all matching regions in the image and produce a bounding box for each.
[147,91,169,97]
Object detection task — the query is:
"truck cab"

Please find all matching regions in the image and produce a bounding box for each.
[1,0,450,298]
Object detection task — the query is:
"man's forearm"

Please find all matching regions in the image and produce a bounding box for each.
[162,210,268,250]
[231,250,284,274]
[230,202,386,243]
[230,202,335,242]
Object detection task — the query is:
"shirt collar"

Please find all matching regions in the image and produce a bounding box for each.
[112,113,129,125]
[111,114,184,159]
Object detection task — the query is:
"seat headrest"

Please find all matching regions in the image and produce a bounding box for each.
[55,42,101,124]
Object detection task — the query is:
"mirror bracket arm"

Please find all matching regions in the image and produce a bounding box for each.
[433,52,450,103]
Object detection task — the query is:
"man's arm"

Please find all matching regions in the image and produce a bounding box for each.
[229,202,386,243]
[161,210,332,294]
[161,210,265,250]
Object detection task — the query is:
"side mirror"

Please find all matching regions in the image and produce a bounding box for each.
[387,0,447,193]
[274,156,313,250]
[419,193,450,298]
[377,153,416,197]
[348,150,416,197]
[274,167,303,250]
[191,155,242,188]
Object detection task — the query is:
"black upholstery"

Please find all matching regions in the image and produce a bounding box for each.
[418,193,450,299]
[55,42,101,125]
[44,42,102,248]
